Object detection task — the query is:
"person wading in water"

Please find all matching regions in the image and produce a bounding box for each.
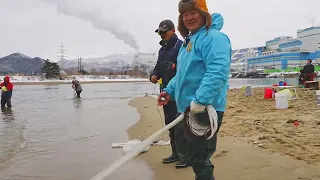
[72,80,82,98]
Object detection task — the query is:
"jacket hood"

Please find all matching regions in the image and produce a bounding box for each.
[4,76,10,82]
[211,13,224,31]
[177,12,225,38]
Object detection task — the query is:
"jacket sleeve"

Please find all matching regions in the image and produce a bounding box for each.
[302,65,307,74]
[193,32,231,105]
[172,40,183,65]
[163,41,182,99]
[163,75,176,99]
[150,49,162,80]
[312,65,315,73]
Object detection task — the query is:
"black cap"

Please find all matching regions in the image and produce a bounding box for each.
[155,20,175,33]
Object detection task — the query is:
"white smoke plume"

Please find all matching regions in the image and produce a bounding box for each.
[304,15,320,27]
[43,0,140,50]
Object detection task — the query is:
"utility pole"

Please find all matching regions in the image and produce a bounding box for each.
[58,43,67,61]
[78,57,83,71]
[78,57,80,71]
[80,57,82,71]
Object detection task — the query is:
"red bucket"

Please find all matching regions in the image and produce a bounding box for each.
[264,88,273,99]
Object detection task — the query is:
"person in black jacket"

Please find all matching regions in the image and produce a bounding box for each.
[299,59,315,85]
[150,19,187,168]
[302,59,315,75]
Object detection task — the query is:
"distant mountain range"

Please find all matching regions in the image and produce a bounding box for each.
[0,52,139,75]
[0,53,45,75]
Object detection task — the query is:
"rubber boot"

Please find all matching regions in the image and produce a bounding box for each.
[162,154,179,163]
[7,96,12,107]
[162,143,179,164]
[175,160,188,168]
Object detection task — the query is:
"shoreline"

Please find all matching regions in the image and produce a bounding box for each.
[11,79,149,85]
[127,96,194,180]
[126,87,320,179]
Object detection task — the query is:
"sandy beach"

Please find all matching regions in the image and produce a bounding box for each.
[127,87,320,180]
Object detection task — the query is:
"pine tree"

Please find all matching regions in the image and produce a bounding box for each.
[42,59,61,79]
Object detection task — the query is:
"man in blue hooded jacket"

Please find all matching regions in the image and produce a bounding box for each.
[150,19,187,168]
[158,0,231,179]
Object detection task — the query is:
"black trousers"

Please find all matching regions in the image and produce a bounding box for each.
[183,111,224,180]
[1,95,12,107]
[76,91,82,98]
[163,100,179,155]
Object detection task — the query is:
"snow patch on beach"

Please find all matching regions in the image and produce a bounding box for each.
[6,75,149,83]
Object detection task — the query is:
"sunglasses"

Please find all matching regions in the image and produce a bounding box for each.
[157,31,167,36]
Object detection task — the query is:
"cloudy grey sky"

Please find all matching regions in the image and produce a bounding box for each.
[0,0,319,61]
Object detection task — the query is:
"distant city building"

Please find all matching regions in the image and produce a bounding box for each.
[247,26,320,71]
[143,26,320,74]
[132,52,157,73]
[230,47,260,73]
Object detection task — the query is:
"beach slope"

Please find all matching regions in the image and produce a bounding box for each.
[127,88,320,180]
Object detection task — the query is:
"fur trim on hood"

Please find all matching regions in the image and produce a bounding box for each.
[178,0,212,38]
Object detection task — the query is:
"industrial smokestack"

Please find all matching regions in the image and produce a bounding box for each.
[43,0,140,50]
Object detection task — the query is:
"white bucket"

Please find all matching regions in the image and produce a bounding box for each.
[316,90,320,105]
[275,93,289,109]
[244,86,253,96]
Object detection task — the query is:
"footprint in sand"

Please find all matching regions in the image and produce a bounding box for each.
[214,150,228,158]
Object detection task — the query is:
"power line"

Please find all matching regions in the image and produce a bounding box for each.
[58,43,68,61]
[78,57,83,71]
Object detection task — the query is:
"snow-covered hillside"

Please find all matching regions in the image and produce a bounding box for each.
[58,52,136,71]
[8,75,148,83]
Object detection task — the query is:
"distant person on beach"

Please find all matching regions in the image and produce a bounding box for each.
[158,0,231,179]
[0,76,13,108]
[72,80,82,98]
[150,19,187,168]
[299,59,315,85]
[302,59,314,75]
[303,59,315,75]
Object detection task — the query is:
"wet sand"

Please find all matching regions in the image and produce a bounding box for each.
[127,88,320,180]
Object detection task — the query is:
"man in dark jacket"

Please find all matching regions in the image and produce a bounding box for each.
[299,59,315,85]
[72,80,82,98]
[302,59,315,75]
[150,19,187,168]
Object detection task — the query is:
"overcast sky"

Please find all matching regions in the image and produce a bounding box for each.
[1,0,319,61]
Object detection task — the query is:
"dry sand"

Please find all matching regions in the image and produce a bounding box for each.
[127,88,320,180]
[223,88,320,164]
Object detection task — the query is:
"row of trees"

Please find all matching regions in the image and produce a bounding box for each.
[0,59,149,78]
[42,59,89,79]
[42,59,150,79]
